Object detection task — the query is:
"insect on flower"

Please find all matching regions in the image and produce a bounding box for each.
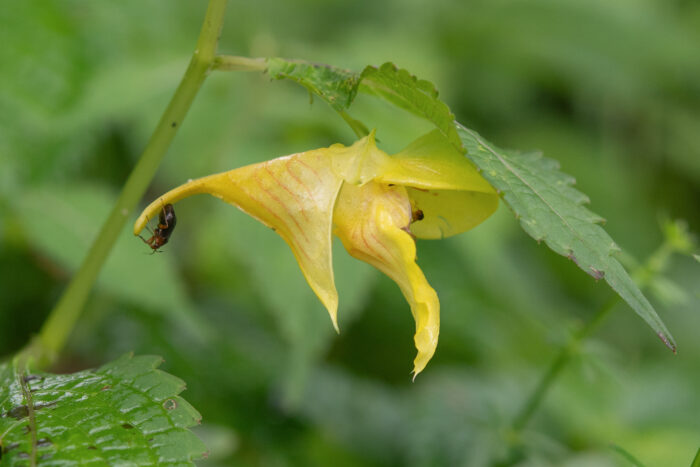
[134,130,499,377]
[139,203,177,252]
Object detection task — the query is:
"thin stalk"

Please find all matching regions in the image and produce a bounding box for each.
[338,110,370,138]
[692,447,700,467]
[511,296,618,431]
[212,55,369,139]
[212,55,267,72]
[497,240,680,467]
[26,0,229,368]
[610,444,647,467]
[510,239,678,433]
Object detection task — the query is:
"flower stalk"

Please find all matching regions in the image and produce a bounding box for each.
[23,0,230,368]
[212,55,267,72]
[505,232,688,462]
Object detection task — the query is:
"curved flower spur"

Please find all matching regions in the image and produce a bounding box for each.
[134,130,499,377]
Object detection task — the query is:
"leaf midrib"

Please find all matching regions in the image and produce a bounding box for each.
[458,123,605,267]
[17,365,38,467]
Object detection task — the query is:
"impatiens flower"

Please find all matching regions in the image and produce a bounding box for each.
[134,130,498,377]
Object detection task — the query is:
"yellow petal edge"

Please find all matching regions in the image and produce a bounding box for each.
[134,144,349,331]
[333,181,440,378]
[379,129,499,239]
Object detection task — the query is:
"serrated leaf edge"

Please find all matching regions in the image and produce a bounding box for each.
[457,122,675,351]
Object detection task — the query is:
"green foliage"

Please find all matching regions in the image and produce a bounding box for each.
[610,444,646,467]
[10,184,209,340]
[265,58,368,137]
[264,60,461,148]
[359,63,462,151]
[264,57,676,349]
[266,58,360,112]
[0,354,206,466]
[2,0,699,466]
[457,124,675,350]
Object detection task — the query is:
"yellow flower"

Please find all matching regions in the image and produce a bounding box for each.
[134,130,498,377]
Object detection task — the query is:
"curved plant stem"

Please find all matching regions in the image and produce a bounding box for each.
[338,110,370,138]
[507,237,679,444]
[496,239,681,467]
[692,447,700,467]
[25,0,229,368]
[511,296,618,432]
[610,444,647,467]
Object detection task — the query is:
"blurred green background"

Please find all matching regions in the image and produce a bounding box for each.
[1,0,699,465]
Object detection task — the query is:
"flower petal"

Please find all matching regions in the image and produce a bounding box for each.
[406,188,499,239]
[134,147,348,330]
[333,181,440,378]
[378,130,500,239]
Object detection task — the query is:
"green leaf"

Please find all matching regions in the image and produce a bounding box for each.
[265,58,368,138]
[0,354,206,466]
[457,122,676,351]
[262,58,675,350]
[359,62,462,151]
[265,58,360,111]
[263,60,464,145]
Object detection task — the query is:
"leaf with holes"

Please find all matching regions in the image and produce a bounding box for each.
[266,58,360,112]
[457,122,675,350]
[0,354,206,466]
[265,58,368,137]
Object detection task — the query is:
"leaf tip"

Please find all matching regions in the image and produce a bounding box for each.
[658,332,677,353]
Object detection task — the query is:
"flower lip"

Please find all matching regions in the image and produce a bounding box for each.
[333,180,441,378]
[375,130,499,240]
[377,129,496,194]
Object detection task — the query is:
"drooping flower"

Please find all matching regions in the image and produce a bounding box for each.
[134,130,498,377]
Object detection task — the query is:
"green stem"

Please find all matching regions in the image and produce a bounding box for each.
[26,0,229,368]
[212,55,369,140]
[610,444,647,467]
[509,239,678,434]
[511,296,618,432]
[213,55,267,71]
[338,110,370,138]
[691,447,700,467]
[211,55,369,139]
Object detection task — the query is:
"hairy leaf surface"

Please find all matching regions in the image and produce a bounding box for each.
[0,354,206,466]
